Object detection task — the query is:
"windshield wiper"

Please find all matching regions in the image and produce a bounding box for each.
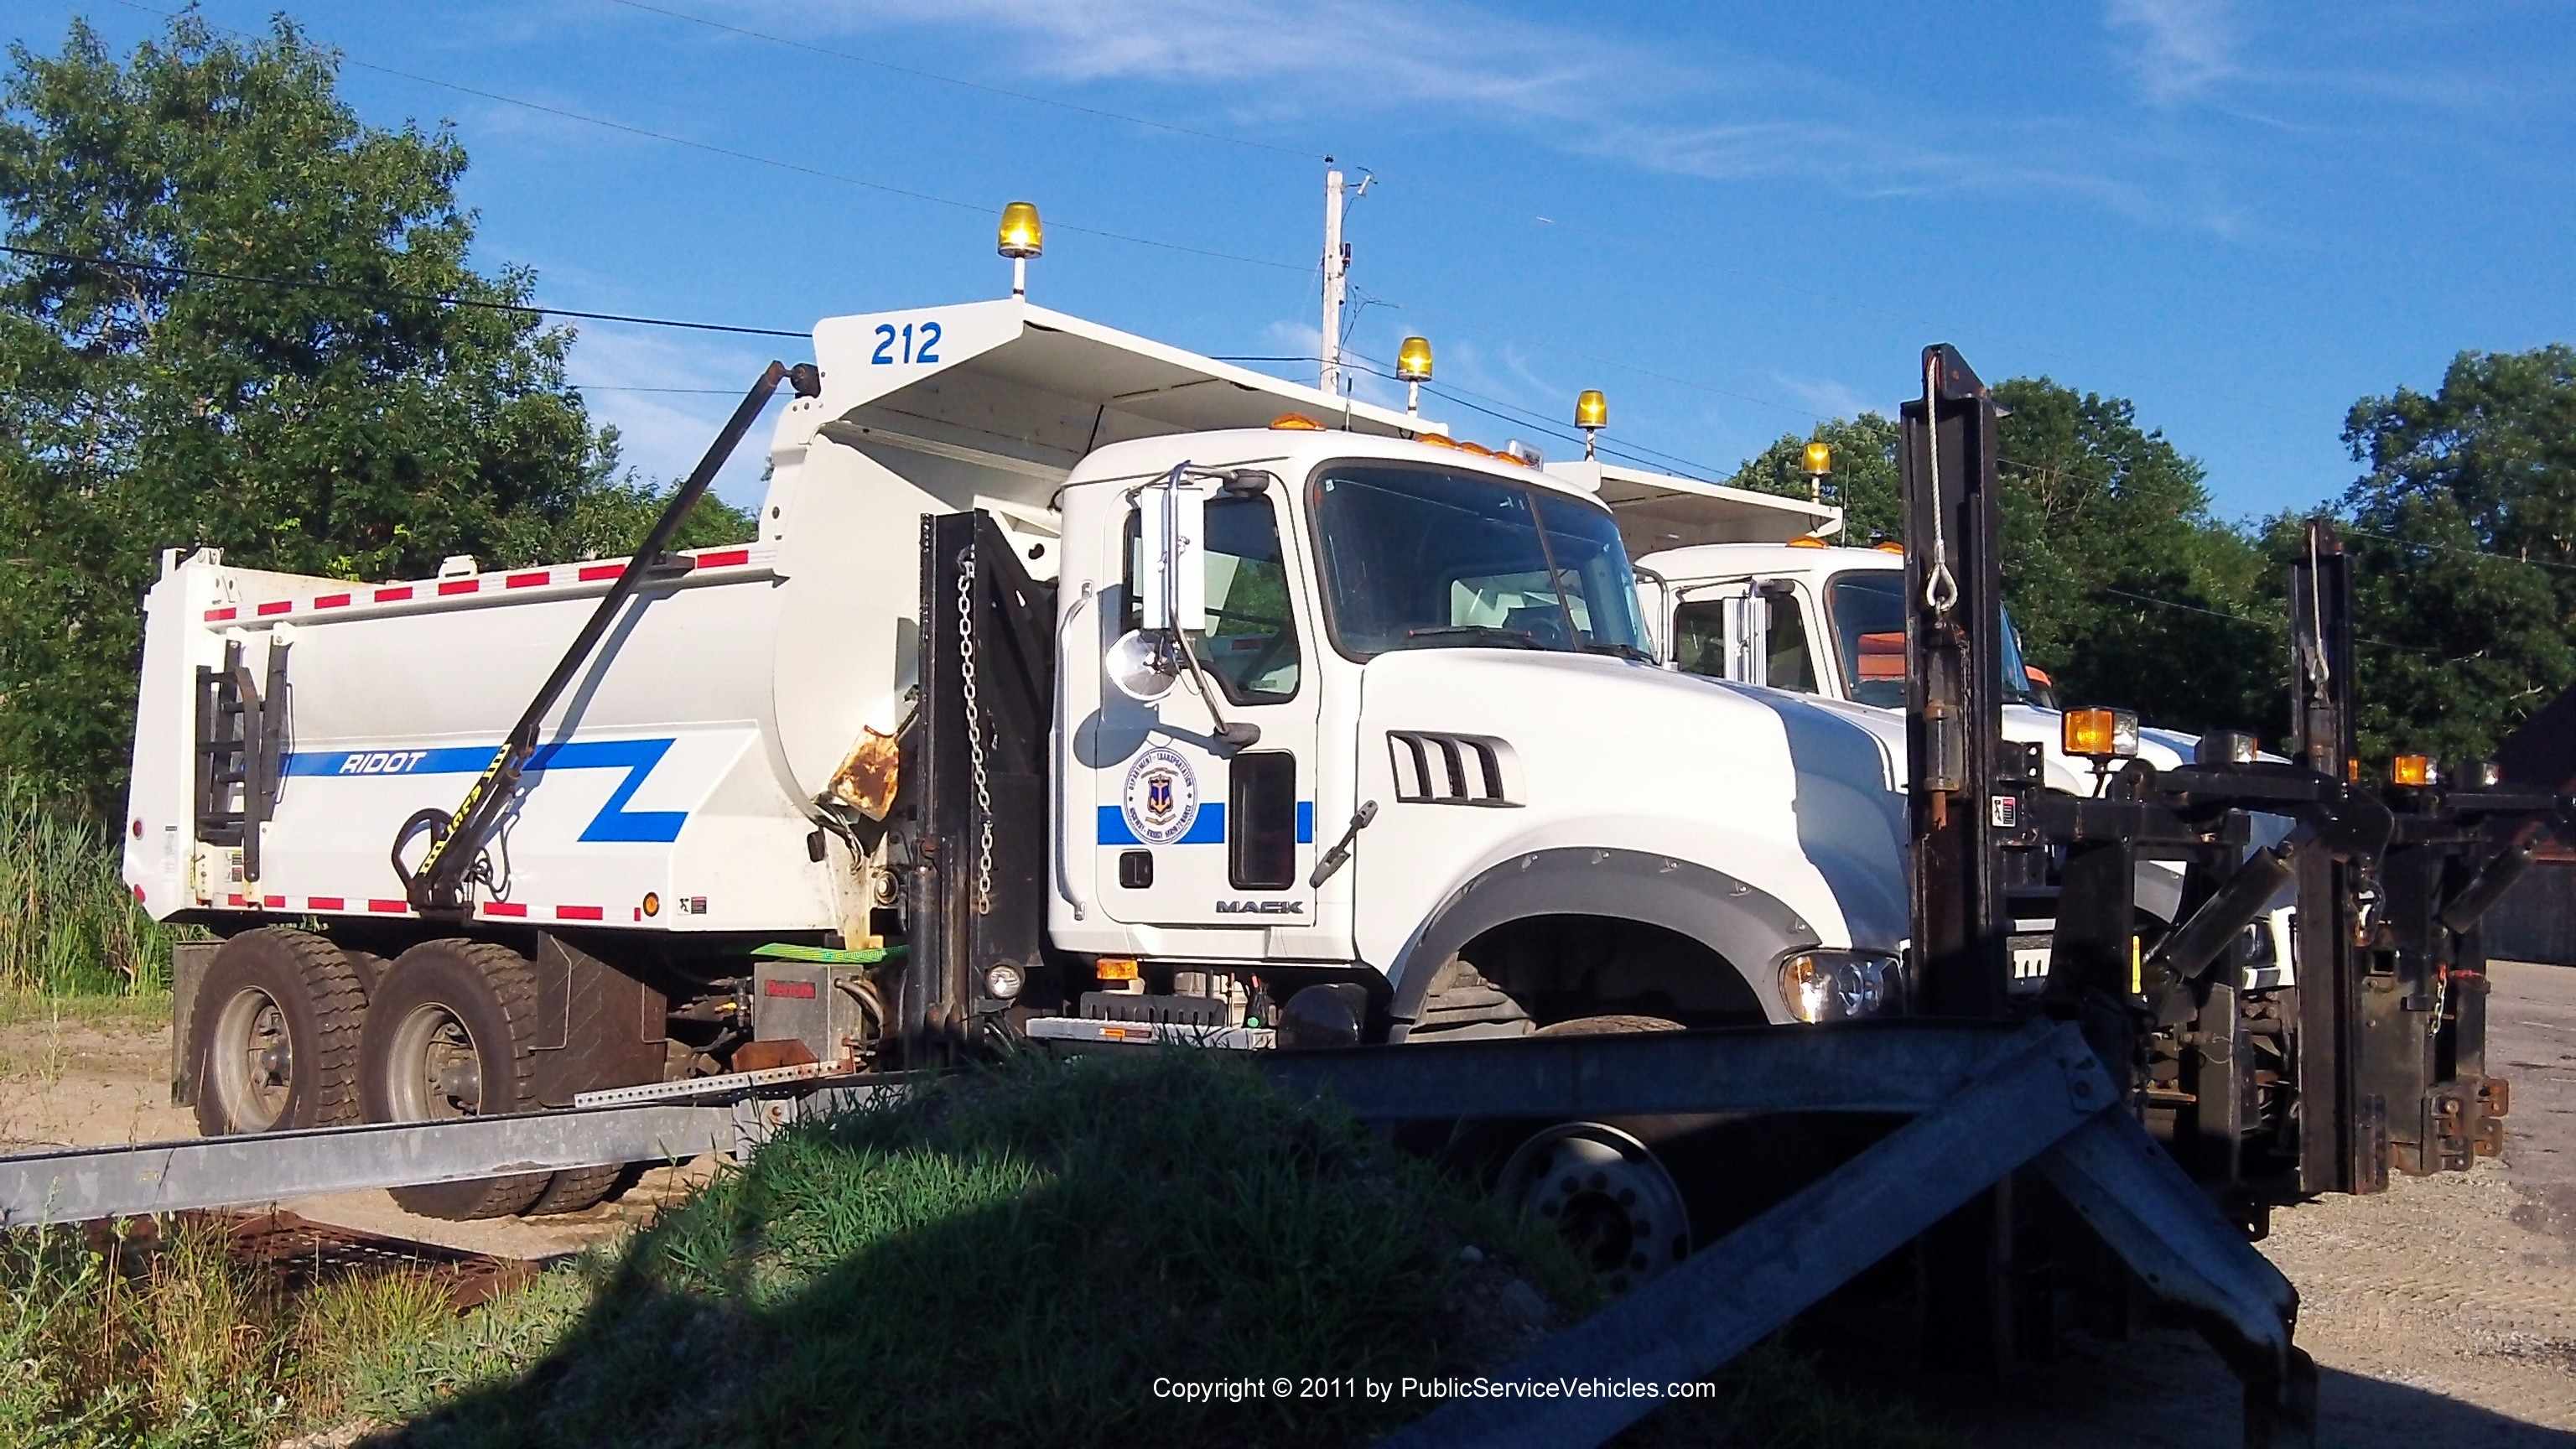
[1405,625,1545,649]
[1582,641,1655,663]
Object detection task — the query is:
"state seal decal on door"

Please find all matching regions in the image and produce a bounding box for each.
[1122,745,1200,846]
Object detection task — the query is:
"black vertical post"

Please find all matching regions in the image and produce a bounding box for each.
[961,514,1057,1018]
[1900,344,2011,1018]
[2289,522,2371,1193]
[1899,344,2018,1376]
[906,512,979,1066]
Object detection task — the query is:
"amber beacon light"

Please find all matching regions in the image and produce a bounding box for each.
[1576,388,1608,459]
[1396,335,1434,415]
[998,200,1044,297]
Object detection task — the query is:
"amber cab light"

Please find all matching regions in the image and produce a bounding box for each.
[2063,707,2140,761]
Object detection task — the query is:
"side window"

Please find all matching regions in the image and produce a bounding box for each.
[1766,589,1818,694]
[1228,752,1298,890]
[1670,600,1730,678]
[1121,495,1303,704]
[1197,496,1301,704]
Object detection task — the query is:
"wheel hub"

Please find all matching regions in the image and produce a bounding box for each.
[1499,1122,1691,1294]
[387,1005,485,1120]
[210,987,295,1131]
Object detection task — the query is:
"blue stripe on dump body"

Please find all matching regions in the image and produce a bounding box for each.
[281,740,687,844]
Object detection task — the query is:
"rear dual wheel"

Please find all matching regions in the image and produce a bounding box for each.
[360,940,628,1220]
[192,928,366,1136]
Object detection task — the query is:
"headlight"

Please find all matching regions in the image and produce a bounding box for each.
[1777,949,1906,1024]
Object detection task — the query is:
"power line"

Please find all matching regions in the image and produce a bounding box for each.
[2096,586,2454,659]
[599,0,1322,162]
[1230,349,1735,480]
[1348,288,1827,423]
[2340,522,2576,574]
[0,242,808,337]
[108,0,1311,276]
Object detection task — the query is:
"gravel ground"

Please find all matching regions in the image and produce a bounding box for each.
[1919,958,2576,1447]
[7,966,2573,1444]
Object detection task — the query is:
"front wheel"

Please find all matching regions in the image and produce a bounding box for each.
[1498,1120,1692,1295]
[361,940,551,1220]
[1498,1014,1694,1294]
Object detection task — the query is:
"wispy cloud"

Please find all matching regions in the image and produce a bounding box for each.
[1769,373,1875,422]
[2106,0,2240,105]
[564,325,776,506]
[799,0,2121,204]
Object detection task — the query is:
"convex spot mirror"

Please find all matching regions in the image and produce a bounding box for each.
[1108,629,1179,704]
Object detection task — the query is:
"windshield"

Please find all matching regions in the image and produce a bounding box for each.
[1824,570,2038,709]
[1310,463,1649,659]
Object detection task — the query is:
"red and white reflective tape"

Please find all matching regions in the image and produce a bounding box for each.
[203,895,612,921]
[202,546,769,623]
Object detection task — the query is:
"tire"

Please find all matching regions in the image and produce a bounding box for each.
[1532,1015,1685,1038]
[1503,1015,1694,1295]
[522,1164,626,1217]
[340,948,389,999]
[192,927,365,1137]
[361,939,551,1220]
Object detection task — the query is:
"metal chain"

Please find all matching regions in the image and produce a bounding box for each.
[957,544,995,915]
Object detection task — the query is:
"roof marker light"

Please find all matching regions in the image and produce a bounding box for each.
[1269,413,1324,430]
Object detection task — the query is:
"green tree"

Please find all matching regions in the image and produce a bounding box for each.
[1726,413,1903,544]
[2324,345,2576,764]
[1730,385,2276,737]
[0,16,742,812]
[1987,378,2274,737]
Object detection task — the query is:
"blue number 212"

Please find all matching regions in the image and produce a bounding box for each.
[870,320,943,366]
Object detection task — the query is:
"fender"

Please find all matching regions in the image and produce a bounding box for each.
[1383,847,1824,1036]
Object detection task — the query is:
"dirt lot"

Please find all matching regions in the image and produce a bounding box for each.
[0,997,702,1259]
[6,967,2572,1445]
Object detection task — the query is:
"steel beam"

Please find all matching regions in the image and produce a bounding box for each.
[2036,1110,2313,1446]
[1247,1021,2022,1120]
[1379,1021,2116,1449]
[1380,1020,2309,1449]
[0,1104,730,1226]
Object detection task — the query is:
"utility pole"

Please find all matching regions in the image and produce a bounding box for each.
[1320,162,1348,397]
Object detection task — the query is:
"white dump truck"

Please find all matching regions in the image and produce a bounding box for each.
[123,294,1922,1229]
[1633,538,2293,989]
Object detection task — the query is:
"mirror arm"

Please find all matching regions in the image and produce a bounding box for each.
[1171,626,1260,750]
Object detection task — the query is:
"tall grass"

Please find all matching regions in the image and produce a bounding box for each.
[0,1215,589,1448]
[0,786,183,996]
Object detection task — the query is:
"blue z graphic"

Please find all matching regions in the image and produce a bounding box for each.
[283,740,688,844]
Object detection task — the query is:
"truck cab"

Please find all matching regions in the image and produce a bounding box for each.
[1633,538,2292,984]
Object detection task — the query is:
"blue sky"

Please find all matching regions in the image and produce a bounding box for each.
[18,1,2575,517]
